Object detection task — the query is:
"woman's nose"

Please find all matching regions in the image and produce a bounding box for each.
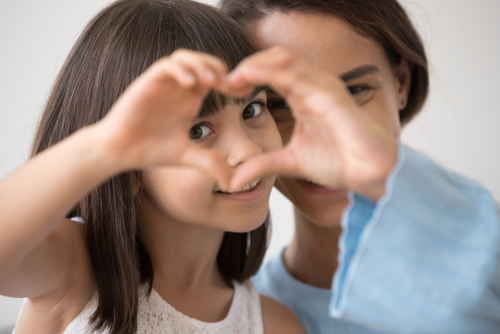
[224,130,263,168]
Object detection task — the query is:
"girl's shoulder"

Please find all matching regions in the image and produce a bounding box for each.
[260,294,306,334]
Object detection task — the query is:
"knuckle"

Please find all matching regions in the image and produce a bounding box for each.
[155,57,172,70]
[275,47,295,66]
[172,49,194,60]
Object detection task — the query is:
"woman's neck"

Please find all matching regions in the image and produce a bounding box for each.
[283,207,342,289]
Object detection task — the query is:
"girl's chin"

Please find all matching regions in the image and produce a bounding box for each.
[216,211,270,234]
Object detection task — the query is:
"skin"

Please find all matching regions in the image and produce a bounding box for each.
[0,50,304,334]
[224,11,412,289]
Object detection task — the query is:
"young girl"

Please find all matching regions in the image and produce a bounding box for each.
[0,0,305,333]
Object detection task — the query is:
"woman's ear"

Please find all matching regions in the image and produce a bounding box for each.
[394,58,413,110]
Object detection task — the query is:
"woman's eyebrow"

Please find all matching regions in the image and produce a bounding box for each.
[340,65,380,82]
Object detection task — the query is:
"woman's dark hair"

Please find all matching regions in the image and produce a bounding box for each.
[30,0,269,333]
[219,0,429,125]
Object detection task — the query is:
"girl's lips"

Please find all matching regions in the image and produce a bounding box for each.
[295,178,345,195]
[215,179,266,201]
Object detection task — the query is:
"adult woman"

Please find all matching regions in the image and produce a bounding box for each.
[220,0,500,333]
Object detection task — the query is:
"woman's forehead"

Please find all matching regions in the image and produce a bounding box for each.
[251,11,390,77]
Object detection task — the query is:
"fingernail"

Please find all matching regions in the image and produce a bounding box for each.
[204,70,215,82]
[184,72,195,84]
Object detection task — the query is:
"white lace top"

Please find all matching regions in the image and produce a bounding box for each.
[62,280,263,334]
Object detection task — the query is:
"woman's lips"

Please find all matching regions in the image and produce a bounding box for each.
[215,179,266,201]
[295,178,345,195]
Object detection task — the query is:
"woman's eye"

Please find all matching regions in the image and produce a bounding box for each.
[267,100,289,110]
[347,85,367,96]
[242,102,265,120]
[189,124,212,140]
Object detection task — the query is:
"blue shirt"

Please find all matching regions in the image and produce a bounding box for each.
[254,143,500,333]
[254,249,383,334]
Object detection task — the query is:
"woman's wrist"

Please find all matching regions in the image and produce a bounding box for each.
[349,140,399,202]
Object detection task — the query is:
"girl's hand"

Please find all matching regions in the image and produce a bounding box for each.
[224,46,398,200]
[96,50,232,189]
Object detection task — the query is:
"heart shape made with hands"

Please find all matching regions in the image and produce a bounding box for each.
[220,46,398,200]
[144,48,397,198]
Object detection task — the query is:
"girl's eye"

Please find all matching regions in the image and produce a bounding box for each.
[189,124,212,140]
[242,102,265,120]
[347,85,367,96]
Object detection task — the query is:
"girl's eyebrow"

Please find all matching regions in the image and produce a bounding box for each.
[197,86,268,119]
[340,65,380,82]
[233,86,269,106]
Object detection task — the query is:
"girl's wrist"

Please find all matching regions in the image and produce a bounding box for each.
[71,125,126,180]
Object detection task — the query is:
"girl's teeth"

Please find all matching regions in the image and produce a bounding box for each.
[219,179,260,194]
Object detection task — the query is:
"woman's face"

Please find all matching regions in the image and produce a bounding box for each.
[141,90,282,233]
[250,11,409,227]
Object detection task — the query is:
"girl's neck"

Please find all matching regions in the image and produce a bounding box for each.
[139,196,235,323]
[283,207,342,290]
[139,195,227,290]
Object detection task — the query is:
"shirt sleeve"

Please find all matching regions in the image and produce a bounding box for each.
[330,142,500,334]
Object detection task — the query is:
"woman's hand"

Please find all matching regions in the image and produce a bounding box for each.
[96,50,232,190]
[223,46,398,200]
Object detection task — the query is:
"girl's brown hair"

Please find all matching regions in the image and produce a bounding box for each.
[30,0,268,333]
[219,0,429,125]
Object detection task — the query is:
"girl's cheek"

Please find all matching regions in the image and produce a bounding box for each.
[144,167,215,207]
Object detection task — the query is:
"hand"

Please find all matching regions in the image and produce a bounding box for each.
[223,46,398,200]
[96,50,232,190]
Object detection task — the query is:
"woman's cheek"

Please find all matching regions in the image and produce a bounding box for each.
[275,120,294,146]
[263,114,286,151]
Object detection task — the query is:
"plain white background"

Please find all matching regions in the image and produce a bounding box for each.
[1,0,499,329]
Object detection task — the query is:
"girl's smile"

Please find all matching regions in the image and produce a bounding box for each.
[215,177,267,201]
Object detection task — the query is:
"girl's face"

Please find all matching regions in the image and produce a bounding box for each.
[141,90,282,233]
[250,12,409,227]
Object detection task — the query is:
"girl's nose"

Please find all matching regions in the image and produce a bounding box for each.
[225,130,263,168]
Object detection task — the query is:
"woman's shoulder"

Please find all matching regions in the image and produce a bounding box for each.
[260,294,306,334]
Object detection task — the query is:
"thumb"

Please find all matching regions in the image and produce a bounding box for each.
[180,145,232,191]
[230,149,298,191]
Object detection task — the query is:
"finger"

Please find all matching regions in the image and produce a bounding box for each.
[179,145,232,191]
[147,58,199,89]
[172,50,228,87]
[230,149,298,191]
[218,80,255,97]
[176,50,229,78]
[231,46,294,74]
[226,67,301,100]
